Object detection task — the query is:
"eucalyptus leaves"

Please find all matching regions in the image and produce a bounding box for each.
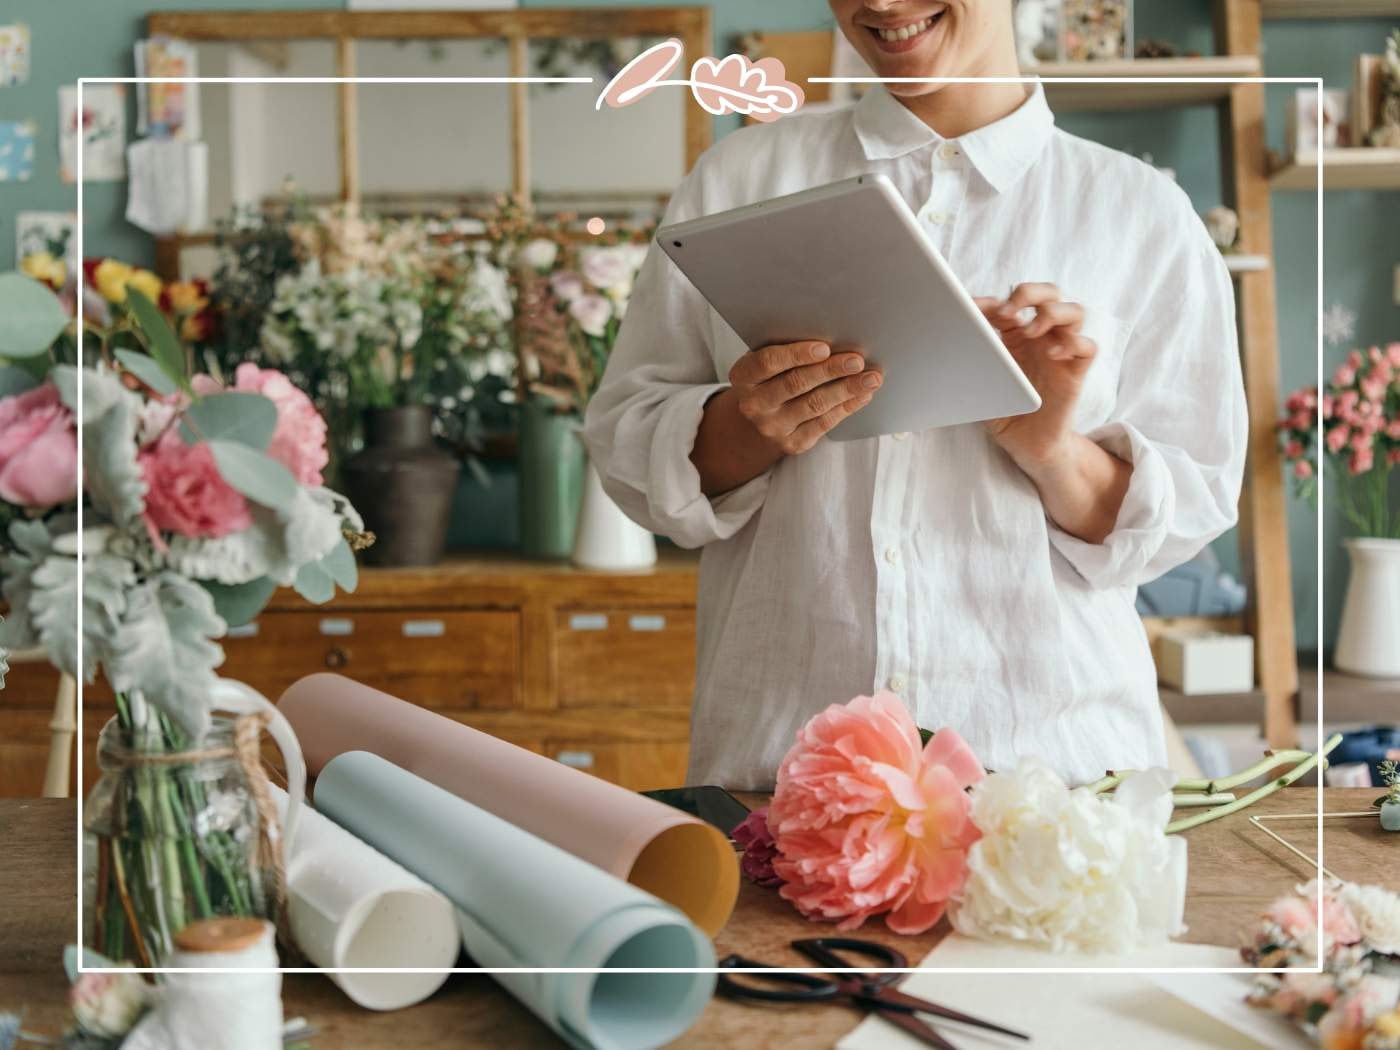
[0,269,366,739]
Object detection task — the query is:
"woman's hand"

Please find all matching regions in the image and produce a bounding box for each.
[976,283,1131,545]
[691,340,882,496]
[976,283,1096,472]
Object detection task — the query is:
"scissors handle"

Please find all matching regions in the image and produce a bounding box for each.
[792,937,908,985]
[717,954,840,1003]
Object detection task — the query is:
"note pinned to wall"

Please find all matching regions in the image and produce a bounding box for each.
[0,121,36,182]
[0,24,31,86]
[59,84,127,183]
[135,37,201,140]
[16,211,77,273]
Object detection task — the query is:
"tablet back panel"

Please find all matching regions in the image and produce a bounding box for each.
[657,174,1039,441]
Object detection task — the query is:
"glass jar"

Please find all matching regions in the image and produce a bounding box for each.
[84,714,277,966]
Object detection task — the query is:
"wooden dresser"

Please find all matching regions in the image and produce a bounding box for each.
[0,549,703,797]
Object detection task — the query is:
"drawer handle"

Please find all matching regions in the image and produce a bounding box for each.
[555,750,595,769]
[403,619,446,638]
[227,622,260,639]
[324,647,349,670]
[629,614,666,632]
[319,618,354,637]
[568,614,608,632]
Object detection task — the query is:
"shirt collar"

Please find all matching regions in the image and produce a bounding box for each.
[852,81,1055,193]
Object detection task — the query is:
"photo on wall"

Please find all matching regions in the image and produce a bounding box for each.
[0,119,35,182]
[58,83,127,183]
[0,22,30,85]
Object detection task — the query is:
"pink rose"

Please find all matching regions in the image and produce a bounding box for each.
[1334,365,1356,387]
[769,692,985,935]
[139,428,251,542]
[1388,343,1400,368]
[731,806,784,888]
[1389,450,1400,468]
[1284,441,1304,459]
[1294,461,1313,479]
[1326,426,1351,454]
[228,363,328,486]
[0,383,78,508]
[1350,446,1375,475]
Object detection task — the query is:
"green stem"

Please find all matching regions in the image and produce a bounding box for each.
[1165,734,1343,834]
[1169,792,1237,807]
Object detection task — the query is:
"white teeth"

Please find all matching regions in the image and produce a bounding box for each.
[878,17,931,42]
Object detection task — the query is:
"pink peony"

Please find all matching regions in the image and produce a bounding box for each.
[229,363,328,486]
[731,806,784,888]
[768,692,985,935]
[139,428,251,542]
[0,383,78,508]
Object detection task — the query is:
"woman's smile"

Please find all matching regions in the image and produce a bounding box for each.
[861,6,949,55]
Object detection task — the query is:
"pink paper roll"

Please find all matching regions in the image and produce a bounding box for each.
[278,674,739,936]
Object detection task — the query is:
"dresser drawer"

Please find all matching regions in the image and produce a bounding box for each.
[222,610,521,708]
[554,607,695,708]
[545,739,689,792]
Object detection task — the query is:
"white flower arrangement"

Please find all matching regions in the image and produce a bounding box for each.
[949,758,1187,953]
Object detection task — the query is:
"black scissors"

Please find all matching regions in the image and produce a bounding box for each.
[718,938,1030,1050]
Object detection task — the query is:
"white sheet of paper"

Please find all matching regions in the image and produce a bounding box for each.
[836,935,1306,1050]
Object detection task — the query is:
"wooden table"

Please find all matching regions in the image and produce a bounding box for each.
[1,790,1393,1049]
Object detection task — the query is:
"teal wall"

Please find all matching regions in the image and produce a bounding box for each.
[2,0,1396,651]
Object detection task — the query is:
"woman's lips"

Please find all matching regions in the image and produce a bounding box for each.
[866,11,945,54]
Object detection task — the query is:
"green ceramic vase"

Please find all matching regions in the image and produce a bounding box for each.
[518,398,584,559]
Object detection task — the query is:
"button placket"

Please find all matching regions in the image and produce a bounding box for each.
[871,433,914,703]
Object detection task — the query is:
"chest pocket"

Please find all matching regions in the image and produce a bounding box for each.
[1074,308,1131,431]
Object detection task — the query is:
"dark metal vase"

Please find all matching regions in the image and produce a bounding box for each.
[344,406,460,567]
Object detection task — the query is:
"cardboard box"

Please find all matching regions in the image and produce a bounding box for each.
[1157,631,1255,695]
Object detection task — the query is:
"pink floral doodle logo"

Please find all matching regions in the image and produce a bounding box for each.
[596,38,805,123]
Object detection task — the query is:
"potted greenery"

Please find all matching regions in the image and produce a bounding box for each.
[1377,760,1400,832]
[255,206,514,566]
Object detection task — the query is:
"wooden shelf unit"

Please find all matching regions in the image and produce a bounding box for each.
[1225,253,1271,273]
[1262,0,1400,18]
[1271,148,1400,190]
[1037,55,1263,112]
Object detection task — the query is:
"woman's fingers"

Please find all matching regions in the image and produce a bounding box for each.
[774,370,882,428]
[784,392,876,454]
[730,340,879,449]
[730,340,831,386]
[1024,299,1085,339]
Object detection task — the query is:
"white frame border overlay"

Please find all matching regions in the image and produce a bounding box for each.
[76,72,1321,980]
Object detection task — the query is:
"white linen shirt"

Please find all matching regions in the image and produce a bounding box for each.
[583,84,1247,791]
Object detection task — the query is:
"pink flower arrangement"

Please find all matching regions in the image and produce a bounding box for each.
[1279,342,1400,537]
[227,362,328,486]
[138,428,253,543]
[766,692,984,935]
[0,383,78,509]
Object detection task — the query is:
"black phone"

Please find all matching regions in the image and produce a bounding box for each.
[643,785,751,838]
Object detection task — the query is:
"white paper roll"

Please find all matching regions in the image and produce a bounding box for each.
[273,786,460,1010]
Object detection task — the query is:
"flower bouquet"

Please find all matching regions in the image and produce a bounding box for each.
[1243,880,1400,1048]
[0,266,367,965]
[1280,344,1400,676]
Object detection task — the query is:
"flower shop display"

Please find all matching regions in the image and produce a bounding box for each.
[738,691,1342,951]
[0,269,361,966]
[485,196,655,562]
[1280,345,1400,677]
[1242,880,1400,1048]
[253,205,513,565]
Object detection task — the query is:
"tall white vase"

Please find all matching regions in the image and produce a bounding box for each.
[1334,538,1400,678]
[572,457,657,570]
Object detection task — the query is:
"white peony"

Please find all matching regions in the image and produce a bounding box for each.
[521,238,559,271]
[70,969,150,1038]
[949,759,1187,954]
[1340,883,1400,955]
[581,246,634,293]
[568,294,613,338]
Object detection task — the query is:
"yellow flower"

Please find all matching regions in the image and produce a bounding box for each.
[1375,1010,1400,1037]
[165,280,207,314]
[94,259,134,304]
[20,251,66,290]
[127,269,163,305]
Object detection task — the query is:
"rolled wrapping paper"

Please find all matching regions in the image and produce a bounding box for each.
[315,751,716,1050]
[270,785,460,1010]
[279,674,738,935]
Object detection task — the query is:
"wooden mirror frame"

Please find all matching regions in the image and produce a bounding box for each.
[145,6,712,271]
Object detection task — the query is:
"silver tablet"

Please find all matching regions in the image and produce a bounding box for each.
[657,173,1040,441]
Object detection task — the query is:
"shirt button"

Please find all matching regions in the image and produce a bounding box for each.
[939,143,959,161]
[884,547,900,565]
[888,675,907,693]
[893,431,909,441]
[925,211,949,225]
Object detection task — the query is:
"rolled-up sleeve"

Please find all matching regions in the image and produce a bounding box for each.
[583,155,771,549]
[1048,226,1247,589]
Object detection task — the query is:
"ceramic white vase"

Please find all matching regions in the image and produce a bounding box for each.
[572,458,657,570]
[1334,538,1400,678]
